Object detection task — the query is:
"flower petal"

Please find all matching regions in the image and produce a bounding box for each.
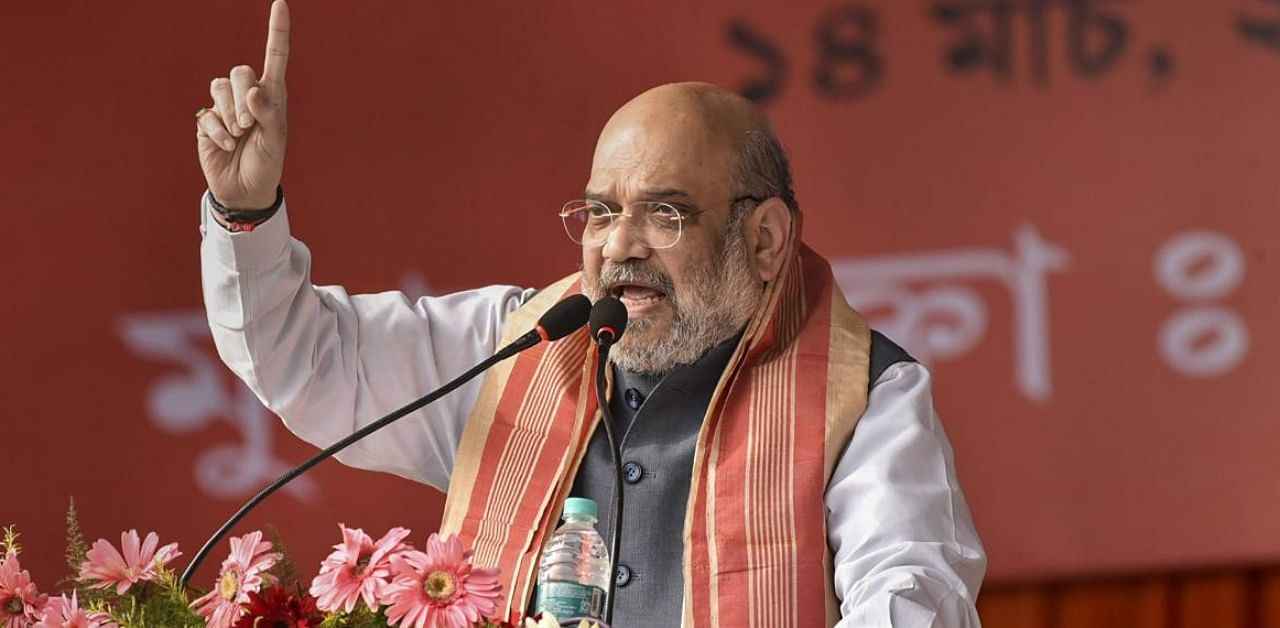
[119,530,142,570]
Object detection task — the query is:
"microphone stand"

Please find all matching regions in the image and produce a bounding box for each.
[179,330,548,589]
[593,339,624,626]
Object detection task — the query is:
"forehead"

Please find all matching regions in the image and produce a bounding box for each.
[585,114,736,201]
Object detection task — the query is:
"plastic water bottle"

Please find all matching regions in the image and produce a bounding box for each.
[534,497,611,625]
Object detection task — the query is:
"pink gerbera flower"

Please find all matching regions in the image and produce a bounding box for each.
[0,553,47,627]
[35,591,117,628]
[190,531,281,628]
[381,533,501,628]
[78,530,181,595]
[309,525,412,613]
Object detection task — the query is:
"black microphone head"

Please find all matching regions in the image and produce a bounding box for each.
[589,297,628,344]
[536,294,592,342]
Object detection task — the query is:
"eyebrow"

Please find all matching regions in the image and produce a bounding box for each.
[583,187,696,202]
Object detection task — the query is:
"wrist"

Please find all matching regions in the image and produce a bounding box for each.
[226,196,276,211]
[209,185,284,233]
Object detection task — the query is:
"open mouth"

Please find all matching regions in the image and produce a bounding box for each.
[609,283,668,306]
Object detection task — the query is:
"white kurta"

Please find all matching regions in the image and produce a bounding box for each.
[199,192,987,627]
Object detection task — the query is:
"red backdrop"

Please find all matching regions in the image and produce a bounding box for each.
[4,0,1279,592]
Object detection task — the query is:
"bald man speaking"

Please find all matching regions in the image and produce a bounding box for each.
[195,2,986,626]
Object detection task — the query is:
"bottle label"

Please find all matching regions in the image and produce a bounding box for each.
[535,580,607,622]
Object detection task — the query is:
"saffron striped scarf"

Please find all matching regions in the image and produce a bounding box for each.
[441,225,870,627]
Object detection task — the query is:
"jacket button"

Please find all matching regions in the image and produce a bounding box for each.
[615,564,633,587]
[624,388,644,410]
[623,461,643,484]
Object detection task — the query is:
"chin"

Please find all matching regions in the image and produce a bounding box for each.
[616,322,663,352]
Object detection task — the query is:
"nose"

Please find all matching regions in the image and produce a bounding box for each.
[601,215,651,262]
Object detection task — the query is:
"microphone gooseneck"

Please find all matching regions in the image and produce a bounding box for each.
[588,296,628,625]
[179,294,591,589]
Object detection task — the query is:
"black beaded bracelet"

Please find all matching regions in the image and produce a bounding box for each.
[209,184,284,224]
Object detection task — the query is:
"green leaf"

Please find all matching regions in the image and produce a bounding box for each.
[60,497,91,591]
[266,524,300,586]
[1,524,21,557]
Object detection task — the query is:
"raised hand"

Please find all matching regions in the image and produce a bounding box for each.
[196,0,290,210]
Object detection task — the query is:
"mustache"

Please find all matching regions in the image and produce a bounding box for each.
[594,261,676,296]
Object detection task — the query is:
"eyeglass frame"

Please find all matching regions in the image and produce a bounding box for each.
[558,195,763,250]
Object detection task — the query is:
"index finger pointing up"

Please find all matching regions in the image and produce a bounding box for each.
[262,0,290,86]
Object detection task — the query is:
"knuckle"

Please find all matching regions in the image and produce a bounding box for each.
[202,112,225,130]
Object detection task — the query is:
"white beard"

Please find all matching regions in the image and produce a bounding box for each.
[586,222,763,374]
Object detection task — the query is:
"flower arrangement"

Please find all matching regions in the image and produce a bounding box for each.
[0,502,601,628]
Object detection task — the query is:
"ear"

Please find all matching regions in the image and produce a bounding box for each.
[745,197,792,283]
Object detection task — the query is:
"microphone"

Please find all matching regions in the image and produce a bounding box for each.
[587,297,628,624]
[180,294,591,588]
[501,293,593,358]
[589,296,628,346]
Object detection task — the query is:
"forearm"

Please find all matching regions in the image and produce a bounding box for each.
[198,190,531,489]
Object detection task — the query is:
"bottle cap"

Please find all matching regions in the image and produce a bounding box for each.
[562,497,598,519]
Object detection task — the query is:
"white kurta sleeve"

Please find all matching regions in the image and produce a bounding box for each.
[198,191,535,491]
[826,361,987,627]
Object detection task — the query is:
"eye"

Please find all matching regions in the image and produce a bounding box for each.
[652,203,684,219]
[648,203,684,228]
[587,203,615,218]
[582,203,617,229]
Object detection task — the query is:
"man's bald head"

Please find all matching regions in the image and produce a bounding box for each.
[603,82,771,149]
[590,82,797,214]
